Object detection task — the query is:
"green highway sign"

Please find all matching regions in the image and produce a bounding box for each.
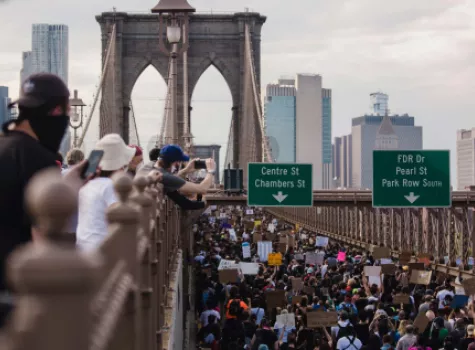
[247,163,313,207]
[373,150,451,208]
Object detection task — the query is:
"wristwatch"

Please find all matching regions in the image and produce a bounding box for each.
[207,170,216,175]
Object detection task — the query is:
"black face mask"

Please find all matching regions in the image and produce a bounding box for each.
[28,113,69,153]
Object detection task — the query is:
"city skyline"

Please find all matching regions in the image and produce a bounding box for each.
[0,0,474,183]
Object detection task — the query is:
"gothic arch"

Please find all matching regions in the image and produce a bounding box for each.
[189,56,239,107]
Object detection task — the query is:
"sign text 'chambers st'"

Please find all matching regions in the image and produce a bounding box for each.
[373,150,451,208]
[247,163,313,207]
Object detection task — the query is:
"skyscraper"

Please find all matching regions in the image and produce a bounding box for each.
[263,75,332,189]
[264,79,297,163]
[352,113,422,189]
[0,86,11,125]
[456,128,475,189]
[21,24,69,86]
[20,51,33,88]
[322,88,332,189]
[296,74,323,190]
[332,135,352,188]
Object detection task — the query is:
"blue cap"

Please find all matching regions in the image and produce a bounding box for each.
[160,144,190,163]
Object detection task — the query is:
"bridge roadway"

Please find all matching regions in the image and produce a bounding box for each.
[205,190,475,280]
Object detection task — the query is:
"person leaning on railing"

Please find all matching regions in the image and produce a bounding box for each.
[151,144,215,209]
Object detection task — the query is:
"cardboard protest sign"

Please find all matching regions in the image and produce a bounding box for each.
[266,232,276,242]
[393,294,410,304]
[278,242,287,253]
[373,247,391,260]
[244,221,254,230]
[291,296,303,305]
[399,251,412,264]
[381,264,396,275]
[292,278,303,292]
[219,269,239,284]
[413,312,430,333]
[265,290,286,311]
[303,286,315,295]
[307,311,338,328]
[417,253,431,265]
[408,263,425,271]
[287,235,295,247]
[410,270,432,285]
[462,278,475,295]
[253,232,262,243]
[279,236,287,244]
[268,253,283,266]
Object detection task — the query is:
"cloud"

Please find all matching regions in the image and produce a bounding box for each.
[1,0,474,181]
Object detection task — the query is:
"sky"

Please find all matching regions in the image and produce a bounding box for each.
[1,0,474,184]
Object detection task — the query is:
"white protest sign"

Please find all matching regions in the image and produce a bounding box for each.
[242,242,251,259]
[267,223,275,233]
[239,262,259,275]
[229,228,237,242]
[246,209,254,215]
[315,236,329,247]
[276,313,296,328]
[364,266,382,276]
[218,259,240,271]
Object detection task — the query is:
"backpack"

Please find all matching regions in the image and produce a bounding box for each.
[229,299,243,317]
[335,324,354,344]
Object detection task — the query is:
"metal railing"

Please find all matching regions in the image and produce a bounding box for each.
[1,169,187,350]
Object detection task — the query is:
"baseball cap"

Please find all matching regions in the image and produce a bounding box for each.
[129,144,143,157]
[9,73,70,109]
[160,144,190,162]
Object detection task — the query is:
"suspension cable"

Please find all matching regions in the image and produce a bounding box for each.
[78,24,117,147]
[244,24,273,163]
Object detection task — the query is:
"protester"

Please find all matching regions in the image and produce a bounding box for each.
[191,206,475,350]
[0,73,90,327]
[127,144,143,177]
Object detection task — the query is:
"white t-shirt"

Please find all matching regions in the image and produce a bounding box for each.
[336,336,362,350]
[76,177,118,252]
[436,289,454,308]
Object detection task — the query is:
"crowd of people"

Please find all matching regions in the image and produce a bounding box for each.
[0,72,216,326]
[193,207,475,350]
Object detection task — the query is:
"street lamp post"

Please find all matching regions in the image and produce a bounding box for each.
[152,0,195,147]
[69,90,86,148]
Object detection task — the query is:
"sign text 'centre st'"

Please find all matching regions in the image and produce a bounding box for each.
[247,163,313,207]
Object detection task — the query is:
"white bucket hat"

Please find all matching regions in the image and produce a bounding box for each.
[95,134,136,171]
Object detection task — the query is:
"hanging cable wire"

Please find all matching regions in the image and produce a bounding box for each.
[78,24,117,147]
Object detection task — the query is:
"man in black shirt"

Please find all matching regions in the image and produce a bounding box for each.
[0,74,79,325]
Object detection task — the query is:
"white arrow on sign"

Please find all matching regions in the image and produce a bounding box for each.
[272,191,288,203]
[404,192,420,204]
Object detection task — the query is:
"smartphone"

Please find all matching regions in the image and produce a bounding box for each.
[81,150,104,179]
[194,159,207,170]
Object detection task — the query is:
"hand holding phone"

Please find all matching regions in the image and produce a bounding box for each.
[194,159,207,170]
[81,150,104,179]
